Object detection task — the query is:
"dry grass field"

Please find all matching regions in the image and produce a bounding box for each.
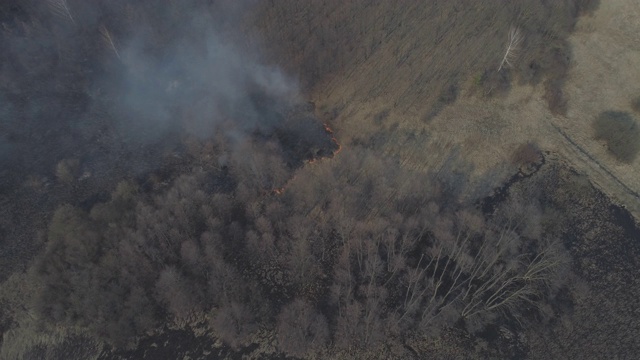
[246,0,640,358]
[247,0,597,182]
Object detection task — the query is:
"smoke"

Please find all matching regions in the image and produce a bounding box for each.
[112,8,300,143]
[0,0,312,184]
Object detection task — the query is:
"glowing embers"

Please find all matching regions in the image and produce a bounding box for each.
[307,122,341,164]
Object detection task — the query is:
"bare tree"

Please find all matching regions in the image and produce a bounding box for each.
[498,27,522,72]
[276,299,329,357]
[155,266,202,319]
[47,0,75,24]
[210,302,258,349]
[99,25,121,59]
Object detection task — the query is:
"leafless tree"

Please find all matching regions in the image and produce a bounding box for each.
[99,25,121,59]
[47,0,75,24]
[276,299,329,357]
[155,266,202,319]
[210,302,258,349]
[498,27,522,72]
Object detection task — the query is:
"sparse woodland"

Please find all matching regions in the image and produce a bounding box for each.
[19,140,568,357]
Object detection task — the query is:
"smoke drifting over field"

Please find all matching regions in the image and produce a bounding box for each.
[0,0,338,290]
[0,0,334,186]
[114,12,299,140]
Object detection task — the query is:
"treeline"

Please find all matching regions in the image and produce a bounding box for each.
[31,141,568,357]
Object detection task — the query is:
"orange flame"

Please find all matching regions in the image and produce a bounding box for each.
[326,123,342,156]
[333,142,343,156]
[306,122,341,163]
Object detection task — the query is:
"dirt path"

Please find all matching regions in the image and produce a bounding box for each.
[549,0,640,217]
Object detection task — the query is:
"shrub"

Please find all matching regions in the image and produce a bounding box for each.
[55,158,79,183]
[593,111,640,163]
[512,142,542,167]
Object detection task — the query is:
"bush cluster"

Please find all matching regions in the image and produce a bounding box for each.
[593,111,640,164]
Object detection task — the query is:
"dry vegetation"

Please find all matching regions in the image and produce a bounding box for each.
[1,141,572,359]
[593,111,640,163]
[3,0,640,359]
[249,0,599,116]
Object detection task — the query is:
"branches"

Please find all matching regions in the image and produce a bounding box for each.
[47,0,75,25]
[100,25,121,60]
[498,27,522,72]
[387,205,566,337]
[460,238,564,320]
